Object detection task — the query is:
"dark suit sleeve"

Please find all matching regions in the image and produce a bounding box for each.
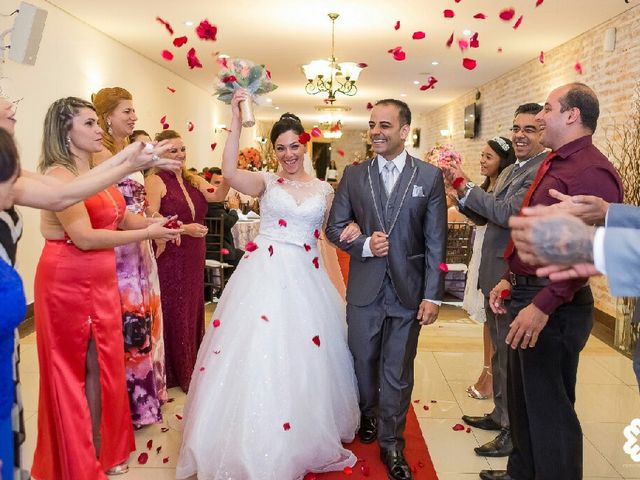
[463,181,532,228]
[423,169,448,301]
[458,203,488,226]
[326,166,367,258]
[225,209,239,229]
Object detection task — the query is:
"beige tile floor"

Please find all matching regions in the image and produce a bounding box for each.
[18,305,640,479]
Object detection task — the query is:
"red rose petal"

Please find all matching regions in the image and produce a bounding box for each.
[146,439,153,450]
[500,288,510,299]
[575,62,583,74]
[206,187,215,193]
[413,399,420,403]
[187,47,202,69]
[283,422,291,431]
[212,319,221,328]
[357,62,368,68]
[245,241,258,252]
[161,427,169,432]
[499,8,516,21]
[470,32,479,48]
[213,350,221,354]
[221,248,230,255]
[312,335,321,347]
[452,423,465,431]
[446,32,454,48]
[412,31,426,40]
[314,229,320,239]
[366,102,374,110]
[419,76,438,91]
[304,244,311,251]
[175,414,182,420]
[536,0,544,5]
[268,245,274,257]
[458,38,469,51]
[439,262,449,273]
[361,464,371,476]
[298,132,311,144]
[160,115,167,124]
[539,51,545,64]
[162,123,169,130]
[163,457,169,464]
[161,50,174,61]
[304,474,318,480]
[497,47,504,53]
[343,466,353,475]
[311,127,322,138]
[199,367,205,372]
[394,20,400,30]
[173,36,188,47]
[452,176,465,189]
[337,149,345,157]
[431,399,438,403]
[137,452,149,464]
[222,75,237,83]
[312,257,319,269]
[188,121,194,132]
[462,57,477,70]
[210,143,217,151]
[260,315,269,322]
[466,427,472,433]
[513,15,524,30]
[155,16,174,35]
[443,9,455,18]
[473,12,487,19]
[196,19,217,41]
[278,219,288,227]
[156,446,162,454]
[166,86,176,93]
[423,405,429,411]
[277,177,285,184]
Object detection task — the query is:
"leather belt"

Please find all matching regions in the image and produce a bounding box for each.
[509,273,550,287]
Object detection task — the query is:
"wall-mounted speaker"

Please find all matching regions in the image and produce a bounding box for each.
[603,28,616,53]
[8,2,48,65]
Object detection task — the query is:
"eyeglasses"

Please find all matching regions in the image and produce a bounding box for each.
[510,126,538,134]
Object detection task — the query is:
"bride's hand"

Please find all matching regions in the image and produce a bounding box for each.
[339,222,362,243]
[231,88,250,120]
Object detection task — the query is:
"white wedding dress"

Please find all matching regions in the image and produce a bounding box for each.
[462,225,487,323]
[176,172,359,480]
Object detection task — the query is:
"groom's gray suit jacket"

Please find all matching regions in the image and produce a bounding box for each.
[326,154,447,309]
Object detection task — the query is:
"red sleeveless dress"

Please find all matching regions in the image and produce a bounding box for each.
[32,186,135,479]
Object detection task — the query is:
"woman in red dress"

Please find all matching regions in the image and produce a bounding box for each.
[31,97,181,479]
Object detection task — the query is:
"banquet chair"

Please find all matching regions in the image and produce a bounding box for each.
[444,222,474,302]
[203,215,233,302]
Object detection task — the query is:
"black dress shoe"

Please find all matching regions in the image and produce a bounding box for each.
[380,448,412,480]
[358,415,377,444]
[461,413,501,431]
[479,470,514,480]
[474,428,513,457]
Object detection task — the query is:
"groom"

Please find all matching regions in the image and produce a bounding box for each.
[327,99,447,480]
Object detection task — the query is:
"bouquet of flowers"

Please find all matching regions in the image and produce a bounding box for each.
[214,58,278,128]
[238,147,263,171]
[425,144,462,169]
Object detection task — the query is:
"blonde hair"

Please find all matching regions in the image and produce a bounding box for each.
[154,129,200,188]
[91,86,133,154]
[39,97,95,174]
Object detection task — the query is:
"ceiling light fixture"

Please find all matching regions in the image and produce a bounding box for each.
[463,29,472,36]
[301,13,363,104]
[184,20,194,26]
[431,61,439,66]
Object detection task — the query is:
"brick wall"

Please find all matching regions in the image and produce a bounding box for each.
[412,6,640,317]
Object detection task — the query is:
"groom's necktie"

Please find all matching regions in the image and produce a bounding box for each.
[382,161,398,196]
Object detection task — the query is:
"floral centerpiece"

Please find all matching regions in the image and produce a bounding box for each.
[214,58,278,128]
[425,144,462,168]
[238,147,263,171]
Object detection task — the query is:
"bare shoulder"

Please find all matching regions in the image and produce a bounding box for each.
[44,165,75,181]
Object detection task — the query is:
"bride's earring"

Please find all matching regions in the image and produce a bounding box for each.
[107,119,113,136]
[66,135,71,148]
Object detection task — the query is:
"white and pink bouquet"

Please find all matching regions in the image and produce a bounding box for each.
[425,144,462,169]
[214,57,277,127]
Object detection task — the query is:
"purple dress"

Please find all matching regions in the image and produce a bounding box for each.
[155,171,207,392]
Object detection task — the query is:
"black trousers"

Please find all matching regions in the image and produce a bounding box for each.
[506,285,593,480]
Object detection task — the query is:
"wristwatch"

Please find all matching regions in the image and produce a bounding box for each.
[463,181,476,196]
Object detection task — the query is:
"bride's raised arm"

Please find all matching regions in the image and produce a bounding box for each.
[222,89,265,197]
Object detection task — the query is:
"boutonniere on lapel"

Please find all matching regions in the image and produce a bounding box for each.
[412,185,425,197]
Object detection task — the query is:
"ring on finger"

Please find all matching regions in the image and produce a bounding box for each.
[151,153,160,162]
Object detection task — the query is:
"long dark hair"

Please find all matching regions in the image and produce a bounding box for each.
[0,128,19,182]
[269,113,304,145]
[481,136,516,191]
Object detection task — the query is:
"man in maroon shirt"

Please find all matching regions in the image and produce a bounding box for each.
[480,83,623,480]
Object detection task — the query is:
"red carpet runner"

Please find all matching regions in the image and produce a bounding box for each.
[313,405,438,479]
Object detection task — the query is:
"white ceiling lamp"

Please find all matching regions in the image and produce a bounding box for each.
[301,13,363,105]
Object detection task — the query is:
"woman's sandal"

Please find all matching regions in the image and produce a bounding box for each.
[106,463,129,476]
[465,384,490,400]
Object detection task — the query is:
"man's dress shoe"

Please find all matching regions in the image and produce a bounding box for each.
[461,413,501,431]
[474,428,513,457]
[479,470,515,480]
[358,415,377,444]
[380,448,412,480]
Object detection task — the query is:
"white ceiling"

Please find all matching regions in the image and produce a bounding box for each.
[47,0,636,127]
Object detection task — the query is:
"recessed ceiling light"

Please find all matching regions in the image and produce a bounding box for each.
[431,61,439,66]
[400,93,407,97]
[275,106,280,110]
[463,29,472,36]
[218,54,230,59]
[266,98,273,103]
[413,80,420,85]
[184,21,194,26]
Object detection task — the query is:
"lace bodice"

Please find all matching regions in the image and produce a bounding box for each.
[257,172,333,246]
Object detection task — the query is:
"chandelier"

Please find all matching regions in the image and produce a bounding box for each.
[302,13,363,104]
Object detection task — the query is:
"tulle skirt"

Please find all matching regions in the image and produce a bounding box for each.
[176,235,359,480]
[463,225,487,323]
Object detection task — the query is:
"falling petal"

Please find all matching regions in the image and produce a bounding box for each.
[497,47,503,53]
[439,262,449,273]
[160,115,167,124]
[261,315,269,322]
[173,36,188,47]
[283,422,291,431]
[513,15,524,29]
[212,319,221,328]
[155,16,174,35]
[423,405,429,410]
[500,289,510,299]
[175,414,183,420]
[443,9,455,18]
[277,177,285,184]
[314,229,321,239]
[162,123,169,130]
[536,0,544,5]
[419,76,438,91]
[452,176,465,189]
[246,241,258,252]
[470,32,479,48]
[366,102,374,110]
[391,48,406,61]
[210,143,217,151]
[278,219,288,227]
[187,47,203,69]
[166,86,176,93]
[446,32,454,48]
[199,367,205,372]
[462,57,477,70]
[312,257,320,269]
[412,31,426,40]
[343,466,353,475]
[156,446,162,454]
[473,12,487,19]
[539,51,545,63]
[452,423,465,431]
[574,62,583,74]
[298,132,311,144]
[312,335,321,347]
[163,457,170,464]
[311,127,322,137]
[268,245,274,257]
[304,244,311,251]
[337,149,345,157]
[161,50,174,61]
[221,248,230,255]
[188,121,194,132]
[138,452,149,464]
[458,38,469,51]
[196,19,217,41]
[499,8,516,21]
[147,439,153,450]
[466,427,472,433]
[394,20,400,30]
[413,399,420,403]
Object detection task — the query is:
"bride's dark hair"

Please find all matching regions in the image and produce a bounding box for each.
[270,112,304,145]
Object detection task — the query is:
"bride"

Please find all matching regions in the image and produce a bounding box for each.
[176,89,360,480]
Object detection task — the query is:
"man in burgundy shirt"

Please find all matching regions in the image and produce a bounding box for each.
[480,83,623,480]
